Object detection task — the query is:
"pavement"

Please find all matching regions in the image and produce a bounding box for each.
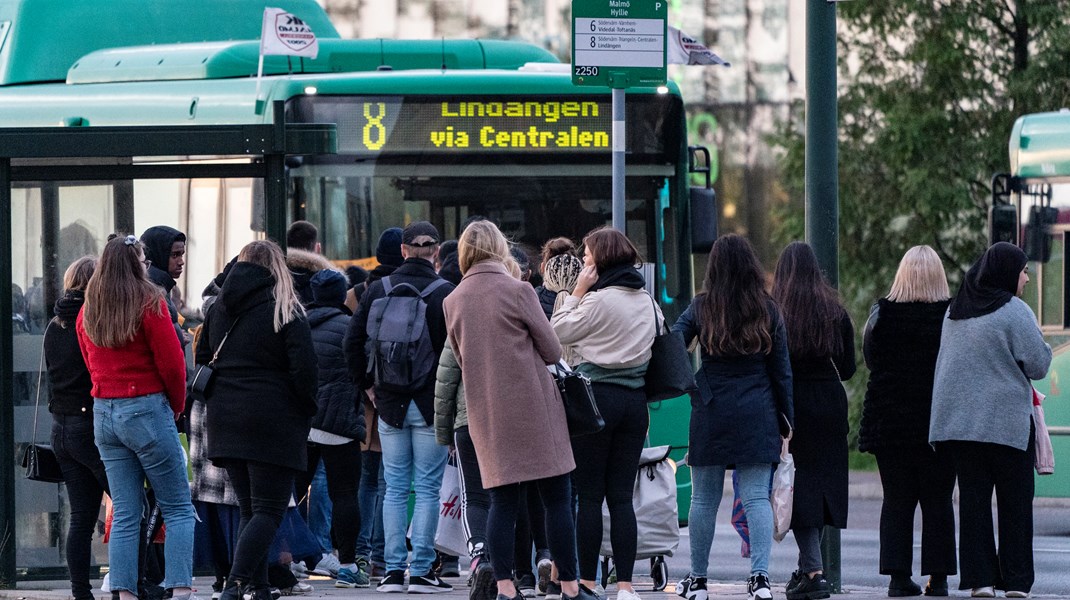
[3,472,1069,600]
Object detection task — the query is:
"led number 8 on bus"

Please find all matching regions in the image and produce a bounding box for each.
[363,102,388,150]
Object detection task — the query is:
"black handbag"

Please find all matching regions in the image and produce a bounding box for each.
[550,361,604,437]
[644,296,698,402]
[189,318,238,401]
[23,321,64,484]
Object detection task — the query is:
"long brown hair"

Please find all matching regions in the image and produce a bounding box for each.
[237,240,303,332]
[771,241,844,356]
[83,235,164,348]
[696,235,773,356]
[582,227,643,271]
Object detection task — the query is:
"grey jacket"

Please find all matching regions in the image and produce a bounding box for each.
[434,341,467,446]
[929,297,1052,450]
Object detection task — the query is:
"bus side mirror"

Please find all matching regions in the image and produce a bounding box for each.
[689,146,717,253]
[691,187,717,253]
[1026,205,1058,263]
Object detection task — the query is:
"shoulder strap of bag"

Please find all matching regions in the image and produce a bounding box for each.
[31,320,51,446]
[209,317,240,367]
[419,278,449,299]
[649,293,664,336]
[382,276,392,295]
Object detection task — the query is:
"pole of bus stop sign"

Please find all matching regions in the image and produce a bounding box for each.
[805,0,841,591]
[571,0,668,233]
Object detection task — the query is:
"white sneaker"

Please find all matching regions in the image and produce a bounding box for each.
[971,587,995,598]
[1005,592,1029,599]
[291,562,310,580]
[101,573,112,593]
[617,590,642,600]
[280,582,315,596]
[313,553,341,577]
[593,584,606,599]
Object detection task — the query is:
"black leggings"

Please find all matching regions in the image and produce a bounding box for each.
[52,414,111,600]
[570,383,648,582]
[294,440,363,564]
[454,427,489,557]
[488,473,576,583]
[225,460,296,589]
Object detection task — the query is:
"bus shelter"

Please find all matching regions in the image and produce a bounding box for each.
[0,111,336,586]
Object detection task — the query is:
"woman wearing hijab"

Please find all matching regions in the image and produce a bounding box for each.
[930,242,1051,599]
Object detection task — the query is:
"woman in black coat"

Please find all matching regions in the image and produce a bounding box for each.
[859,246,956,597]
[671,235,793,600]
[197,240,318,600]
[772,242,856,600]
[45,257,109,600]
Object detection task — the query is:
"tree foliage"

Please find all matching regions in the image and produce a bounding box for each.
[773,0,1070,447]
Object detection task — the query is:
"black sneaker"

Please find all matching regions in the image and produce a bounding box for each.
[785,572,830,600]
[676,575,708,600]
[748,574,773,600]
[376,570,406,594]
[517,573,537,598]
[409,574,453,594]
[889,576,922,598]
[470,560,497,600]
[562,584,599,600]
[536,559,553,596]
[545,582,562,600]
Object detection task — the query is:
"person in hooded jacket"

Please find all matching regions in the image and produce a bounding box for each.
[197,240,318,600]
[295,269,369,589]
[859,246,957,597]
[45,256,109,600]
[930,242,1051,598]
[286,221,336,307]
[140,225,188,347]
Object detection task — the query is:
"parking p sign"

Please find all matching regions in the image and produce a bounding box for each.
[572,0,668,88]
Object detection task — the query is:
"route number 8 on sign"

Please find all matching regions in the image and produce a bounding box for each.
[571,0,667,88]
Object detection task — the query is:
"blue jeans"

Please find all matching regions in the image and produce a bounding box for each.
[689,464,773,578]
[306,460,333,553]
[378,402,448,576]
[356,450,386,565]
[94,394,195,592]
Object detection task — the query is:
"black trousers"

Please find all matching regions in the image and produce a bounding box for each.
[874,445,957,577]
[570,383,647,582]
[52,414,111,600]
[225,460,296,589]
[454,427,490,557]
[945,432,1035,593]
[488,474,576,583]
[294,440,362,564]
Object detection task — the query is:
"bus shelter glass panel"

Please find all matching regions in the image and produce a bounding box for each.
[8,177,261,575]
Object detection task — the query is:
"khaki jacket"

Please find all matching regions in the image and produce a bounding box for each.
[551,286,662,368]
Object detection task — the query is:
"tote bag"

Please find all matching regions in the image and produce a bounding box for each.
[643,296,697,402]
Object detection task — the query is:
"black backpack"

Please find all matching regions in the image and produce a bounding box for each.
[365,276,448,393]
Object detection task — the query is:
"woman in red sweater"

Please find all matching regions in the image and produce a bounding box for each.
[77,234,195,600]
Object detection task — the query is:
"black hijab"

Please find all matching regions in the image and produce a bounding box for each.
[948,242,1027,320]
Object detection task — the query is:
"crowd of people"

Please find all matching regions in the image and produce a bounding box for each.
[39,216,1051,600]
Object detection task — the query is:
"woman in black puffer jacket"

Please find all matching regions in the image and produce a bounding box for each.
[860,245,956,597]
[45,256,109,600]
[295,269,368,587]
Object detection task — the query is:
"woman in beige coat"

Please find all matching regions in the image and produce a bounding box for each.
[444,221,596,600]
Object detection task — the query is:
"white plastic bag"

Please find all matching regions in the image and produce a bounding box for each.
[771,440,795,542]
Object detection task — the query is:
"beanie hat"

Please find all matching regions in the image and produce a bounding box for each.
[543,254,583,293]
[376,227,404,267]
[310,269,348,307]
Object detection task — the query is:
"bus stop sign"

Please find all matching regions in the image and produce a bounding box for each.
[572,0,667,88]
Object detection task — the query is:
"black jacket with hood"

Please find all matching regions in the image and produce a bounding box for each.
[141,225,186,347]
[43,291,94,416]
[197,261,319,471]
[307,294,366,441]
[287,248,336,307]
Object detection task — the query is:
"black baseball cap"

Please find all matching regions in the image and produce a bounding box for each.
[402,221,441,247]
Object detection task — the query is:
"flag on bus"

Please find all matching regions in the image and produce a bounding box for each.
[260,7,319,59]
[668,26,730,67]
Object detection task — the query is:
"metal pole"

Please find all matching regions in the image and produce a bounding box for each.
[0,157,16,589]
[265,100,288,248]
[805,0,841,592]
[805,0,839,288]
[611,87,626,232]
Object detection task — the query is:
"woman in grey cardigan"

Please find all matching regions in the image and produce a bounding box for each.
[930,242,1052,599]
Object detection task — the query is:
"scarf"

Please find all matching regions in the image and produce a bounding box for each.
[948,241,1027,320]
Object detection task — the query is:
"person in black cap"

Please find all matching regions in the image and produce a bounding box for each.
[345,221,455,594]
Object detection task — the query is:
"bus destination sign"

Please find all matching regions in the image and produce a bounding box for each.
[571,0,668,88]
[301,95,664,158]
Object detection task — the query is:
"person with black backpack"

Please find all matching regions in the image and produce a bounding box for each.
[344,221,456,594]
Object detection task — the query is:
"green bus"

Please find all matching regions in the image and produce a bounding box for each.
[1,0,713,574]
[993,109,1070,497]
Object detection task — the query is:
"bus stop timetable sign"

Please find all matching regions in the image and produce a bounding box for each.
[572,0,667,88]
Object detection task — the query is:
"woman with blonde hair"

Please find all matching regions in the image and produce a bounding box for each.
[76,235,193,600]
[197,239,318,600]
[551,226,662,600]
[46,256,109,600]
[444,221,596,600]
[859,246,957,597]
